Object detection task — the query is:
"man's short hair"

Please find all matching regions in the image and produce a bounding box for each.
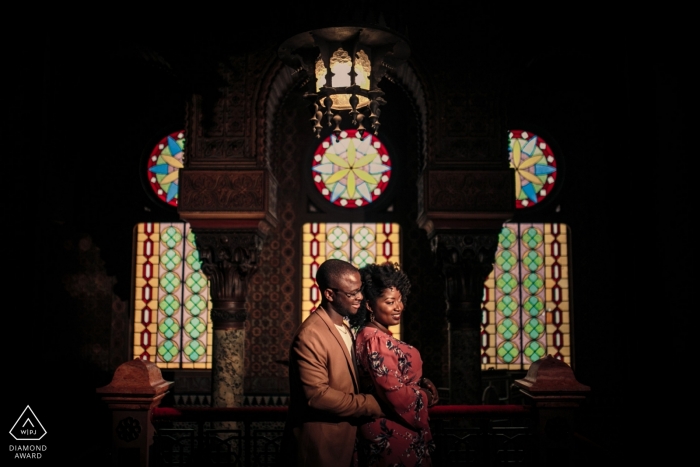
[315,259,358,292]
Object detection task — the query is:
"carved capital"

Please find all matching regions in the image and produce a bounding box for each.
[194,230,263,329]
[434,232,499,327]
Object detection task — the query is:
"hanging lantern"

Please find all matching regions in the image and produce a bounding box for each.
[278,26,410,138]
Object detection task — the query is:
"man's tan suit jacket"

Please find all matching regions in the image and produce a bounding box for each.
[282,306,383,467]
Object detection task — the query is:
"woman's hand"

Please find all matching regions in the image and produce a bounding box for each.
[420,378,439,407]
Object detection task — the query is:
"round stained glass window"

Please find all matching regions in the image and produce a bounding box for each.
[147,130,185,207]
[508,129,558,209]
[311,129,391,208]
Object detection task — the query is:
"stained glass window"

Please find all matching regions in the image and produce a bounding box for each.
[132,222,213,369]
[302,222,401,338]
[311,129,392,208]
[480,223,570,370]
[508,129,557,209]
[147,130,185,207]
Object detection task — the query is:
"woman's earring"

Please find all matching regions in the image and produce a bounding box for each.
[370,311,375,323]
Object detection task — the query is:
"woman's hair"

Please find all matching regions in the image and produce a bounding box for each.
[349,262,411,328]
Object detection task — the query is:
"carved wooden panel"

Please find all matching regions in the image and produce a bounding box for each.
[207,57,246,139]
[179,170,266,212]
[192,137,247,162]
[426,170,513,212]
[435,137,496,162]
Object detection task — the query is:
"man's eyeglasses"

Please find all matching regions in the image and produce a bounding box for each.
[329,287,363,298]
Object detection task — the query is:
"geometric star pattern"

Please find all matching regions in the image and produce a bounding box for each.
[508,129,557,209]
[311,129,391,208]
[147,130,185,207]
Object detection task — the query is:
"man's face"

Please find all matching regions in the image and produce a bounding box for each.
[327,271,363,317]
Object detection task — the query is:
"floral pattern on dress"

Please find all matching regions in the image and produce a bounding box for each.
[354,327,435,467]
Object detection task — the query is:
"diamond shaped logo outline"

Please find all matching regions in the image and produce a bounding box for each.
[9,405,47,441]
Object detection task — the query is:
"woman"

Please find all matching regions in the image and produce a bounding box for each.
[350,262,438,467]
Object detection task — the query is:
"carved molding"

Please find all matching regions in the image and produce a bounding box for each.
[194,230,263,328]
[186,93,254,168]
[262,60,292,172]
[424,169,514,212]
[393,62,430,175]
[179,170,265,212]
[435,137,496,162]
[115,416,141,442]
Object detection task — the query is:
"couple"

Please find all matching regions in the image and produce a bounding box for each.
[281,259,438,467]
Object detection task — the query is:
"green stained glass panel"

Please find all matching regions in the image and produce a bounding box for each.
[186,250,202,271]
[524,340,546,360]
[134,222,212,369]
[497,318,519,340]
[522,228,543,248]
[496,296,518,316]
[483,222,571,371]
[184,294,207,315]
[523,250,543,271]
[524,296,544,316]
[161,249,182,271]
[496,250,517,271]
[186,271,208,294]
[159,295,180,316]
[524,318,544,339]
[497,273,518,294]
[523,273,543,294]
[499,227,516,248]
[159,317,180,339]
[162,226,183,249]
[497,341,520,363]
[185,317,206,338]
[160,271,181,294]
[184,340,205,362]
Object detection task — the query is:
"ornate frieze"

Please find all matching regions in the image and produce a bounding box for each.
[179,170,266,212]
[427,170,512,211]
[418,170,514,233]
[435,137,496,162]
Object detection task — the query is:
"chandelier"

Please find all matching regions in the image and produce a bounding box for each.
[278,26,410,138]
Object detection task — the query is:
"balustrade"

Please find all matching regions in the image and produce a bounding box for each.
[97,356,591,467]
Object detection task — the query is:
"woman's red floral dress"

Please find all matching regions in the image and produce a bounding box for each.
[354,327,435,466]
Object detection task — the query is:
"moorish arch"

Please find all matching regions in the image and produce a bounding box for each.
[176,18,512,406]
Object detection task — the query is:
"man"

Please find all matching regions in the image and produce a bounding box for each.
[280,259,384,467]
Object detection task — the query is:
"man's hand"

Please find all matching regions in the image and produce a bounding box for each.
[420,378,439,407]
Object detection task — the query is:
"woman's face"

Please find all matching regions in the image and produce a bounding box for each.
[369,287,404,328]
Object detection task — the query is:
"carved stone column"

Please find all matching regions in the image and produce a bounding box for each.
[415,60,514,404]
[178,53,280,411]
[418,167,513,405]
[433,232,499,404]
[179,165,277,410]
[194,231,263,408]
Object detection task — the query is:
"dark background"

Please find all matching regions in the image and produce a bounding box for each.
[7,5,666,463]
